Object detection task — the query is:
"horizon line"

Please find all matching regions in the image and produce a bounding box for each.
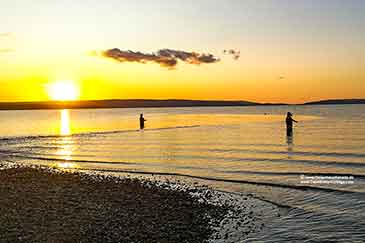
[0,97,364,104]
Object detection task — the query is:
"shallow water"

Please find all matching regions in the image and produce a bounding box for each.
[0,105,364,242]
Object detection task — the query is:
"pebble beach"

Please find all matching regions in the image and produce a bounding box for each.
[0,163,274,242]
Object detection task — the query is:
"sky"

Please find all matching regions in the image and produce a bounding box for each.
[0,0,364,103]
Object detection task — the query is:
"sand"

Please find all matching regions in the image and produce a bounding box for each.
[0,163,278,242]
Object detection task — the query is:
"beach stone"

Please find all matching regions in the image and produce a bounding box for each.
[0,166,228,243]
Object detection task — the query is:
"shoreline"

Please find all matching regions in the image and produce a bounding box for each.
[0,163,277,242]
[0,98,364,111]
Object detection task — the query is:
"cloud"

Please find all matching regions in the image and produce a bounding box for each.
[0,32,11,37]
[99,48,220,69]
[0,48,14,53]
[223,49,240,60]
[0,33,14,54]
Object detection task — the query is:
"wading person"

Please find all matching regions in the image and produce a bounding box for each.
[139,113,146,130]
[286,112,297,136]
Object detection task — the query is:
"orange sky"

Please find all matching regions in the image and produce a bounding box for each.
[0,1,364,103]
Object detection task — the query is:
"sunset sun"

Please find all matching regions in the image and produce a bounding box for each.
[47,80,79,101]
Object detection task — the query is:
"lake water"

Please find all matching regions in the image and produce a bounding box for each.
[0,105,364,242]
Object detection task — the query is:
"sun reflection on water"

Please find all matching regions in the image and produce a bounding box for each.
[55,109,78,169]
[60,109,71,136]
[54,136,77,169]
[56,162,77,169]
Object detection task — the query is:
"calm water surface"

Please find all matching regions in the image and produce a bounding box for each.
[0,105,364,242]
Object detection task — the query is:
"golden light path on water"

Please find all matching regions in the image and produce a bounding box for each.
[55,109,77,169]
[60,109,71,136]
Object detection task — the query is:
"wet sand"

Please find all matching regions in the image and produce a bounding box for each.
[0,163,275,242]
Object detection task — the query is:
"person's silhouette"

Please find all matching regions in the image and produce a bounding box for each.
[139,114,146,130]
[286,112,297,136]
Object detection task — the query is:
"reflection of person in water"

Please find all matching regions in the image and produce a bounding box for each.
[139,114,146,130]
[286,112,297,136]
[286,133,294,158]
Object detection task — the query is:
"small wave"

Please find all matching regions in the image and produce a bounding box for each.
[0,125,201,143]
[2,148,365,169]
[2,154,136,165]
[237,157,365,168]
[214,189,294,210]
[220,170,365,179]
[153,154,365,168]
[195,155,365,168]
[74,168,358,194]
[15,145,66,150]
[6,144,365,163]
[211,148,365,159]
[2,152,362,194]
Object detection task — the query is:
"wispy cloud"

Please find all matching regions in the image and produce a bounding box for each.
[0,32,11,37]
[98,48,220,69]
[0,32,14,54]
[0,48,14,53]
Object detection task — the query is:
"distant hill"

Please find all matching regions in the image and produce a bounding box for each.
[0,99,261,110]
[0,98,363,110]
[304,99,365,105]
